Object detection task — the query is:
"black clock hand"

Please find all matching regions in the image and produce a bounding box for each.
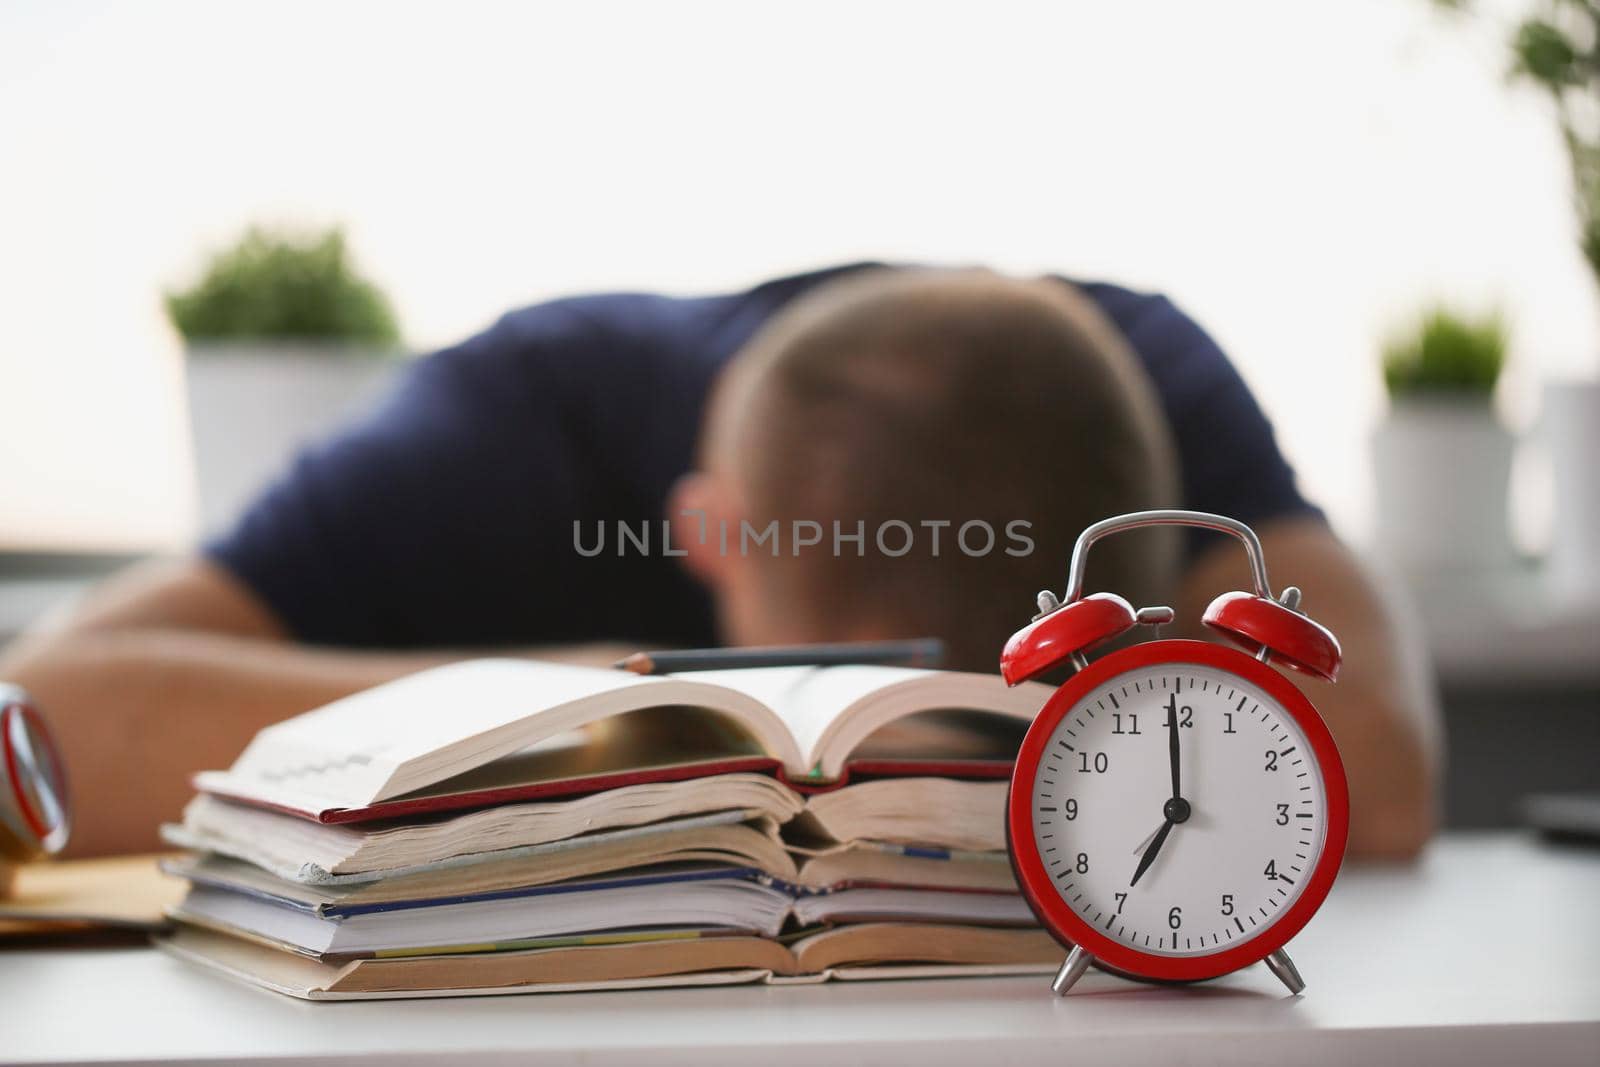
[1134,697,1192,889]
[1166,691,1181,800]
[1130,817,1174,887]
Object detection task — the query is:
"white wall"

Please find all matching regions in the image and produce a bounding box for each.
[1,0,1594,552]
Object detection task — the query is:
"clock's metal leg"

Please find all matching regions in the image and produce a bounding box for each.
[1051,945,1093,996]
[1263,948,1306,994]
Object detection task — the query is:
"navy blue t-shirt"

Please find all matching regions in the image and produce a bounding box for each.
[208,263,1318,650]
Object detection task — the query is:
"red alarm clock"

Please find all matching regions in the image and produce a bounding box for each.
[1001,510,1348,996]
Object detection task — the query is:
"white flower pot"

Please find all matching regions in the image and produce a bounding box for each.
[184,344,405,538]
[1372,398,1514,573]
[1543,380,1600,603]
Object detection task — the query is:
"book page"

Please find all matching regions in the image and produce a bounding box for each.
[675,666,933,776]
[808,671,1050,777]
[845,709,1026,763]
[217,659,800,809]
[683,666,1049,779]
[411,705,772,799]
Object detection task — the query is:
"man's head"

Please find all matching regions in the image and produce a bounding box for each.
[672,268,1180,672]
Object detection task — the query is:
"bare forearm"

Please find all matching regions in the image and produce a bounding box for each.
[1277,565,1439,859]
[1291,654,1437,860]
[1176,518,1441,859]
[0,558,642,856]
[3,629,639,857]
[1,629,456,856]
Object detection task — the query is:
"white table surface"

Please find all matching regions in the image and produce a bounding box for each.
[2,833,1596,1066]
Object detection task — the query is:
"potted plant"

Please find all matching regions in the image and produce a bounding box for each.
[1439,0,1600,596]
[1373,306,1512,572]
[1507,2,1600,600]
[166,226,405,535]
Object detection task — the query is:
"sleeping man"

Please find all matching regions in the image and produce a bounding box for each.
[0,264,1439,857]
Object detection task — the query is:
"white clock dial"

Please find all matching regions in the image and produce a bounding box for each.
[1029,663,1327,957]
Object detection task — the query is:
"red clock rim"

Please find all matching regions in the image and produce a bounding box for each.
[1006,639,1349,983]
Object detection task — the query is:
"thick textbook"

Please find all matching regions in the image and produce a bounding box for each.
[162,922,1060,999]
[193,660,1048,822]
[166,774,1009,882]
[169,865,1034,958]
[161,827,1016,914]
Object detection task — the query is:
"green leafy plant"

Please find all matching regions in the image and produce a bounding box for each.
[1437,1,1600,293]
[166,226,400,347]
[1383,306,1508,398]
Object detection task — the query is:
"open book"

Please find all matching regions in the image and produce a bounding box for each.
[196,660,1050,823]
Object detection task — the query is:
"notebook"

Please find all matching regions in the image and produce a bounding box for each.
[0,854,185,936]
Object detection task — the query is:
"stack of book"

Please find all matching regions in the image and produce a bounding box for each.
[158,660,1062,999]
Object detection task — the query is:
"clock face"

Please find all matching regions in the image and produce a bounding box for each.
[1026,661,1328,959]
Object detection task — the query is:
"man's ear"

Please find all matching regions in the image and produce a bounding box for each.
[667,471,735,587]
